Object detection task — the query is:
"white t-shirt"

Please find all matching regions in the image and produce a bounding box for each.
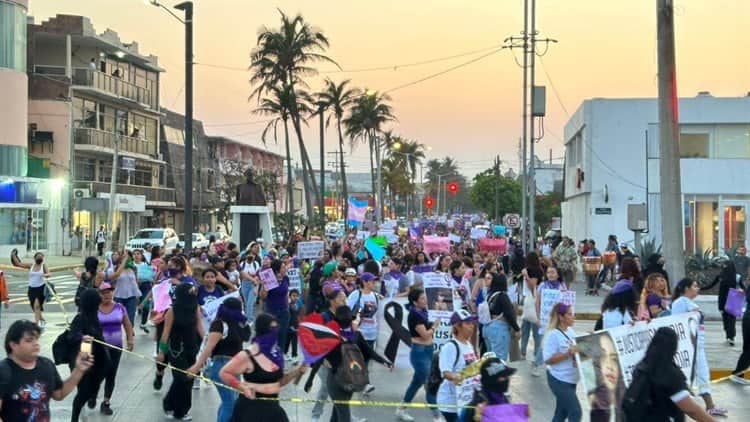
[602,309,633,329]
[671,296,704,348]
[346,290,379,341]
[437,339,478,413]
[96,230,106,243]
[382,273,401,299]
[542,327,579,384]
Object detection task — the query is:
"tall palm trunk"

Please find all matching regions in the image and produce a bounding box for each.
[337,121,349,226]
[283,118,294,232]
[291,113,318,221]
[368,131,375,207]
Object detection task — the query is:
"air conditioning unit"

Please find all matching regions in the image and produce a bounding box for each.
[73,188,90,199]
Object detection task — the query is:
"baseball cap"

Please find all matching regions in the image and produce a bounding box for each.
[450,309,478,325]
[360,272,377,282]
[98,282,114,291]
[344,268,357,277]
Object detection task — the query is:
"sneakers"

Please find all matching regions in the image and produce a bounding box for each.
[707,407,728,417]
[38,320,46,330]
[179,414,193,421]
[531,364,541,377]
[363,384,375,395]
[729,375,750,385]
[140,324,150,334]
[87,397,96,409]
[153,373,163,391]
[100,401,113,415]
[352,418,367,422]
[395,408,415,421]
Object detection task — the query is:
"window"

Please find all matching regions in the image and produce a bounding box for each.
[164,126,184,145]
[73,98,97,128]
[715,125,750,159]
[75,158,96,182]
[0,1,26,72]
[680,133,709,158]
[684,199,718,254]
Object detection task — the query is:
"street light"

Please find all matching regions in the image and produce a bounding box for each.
[147,0,193,251]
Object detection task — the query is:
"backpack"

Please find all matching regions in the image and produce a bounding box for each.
[622,364,653,421]
[426,339,459,396]
[333,340,369,392]
[477,292,501,325]
[52,329,73,365]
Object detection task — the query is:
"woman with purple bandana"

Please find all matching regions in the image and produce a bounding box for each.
[219,313,308,422]
[259,258,290,354]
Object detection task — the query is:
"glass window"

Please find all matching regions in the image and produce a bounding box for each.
[73,98,97,129]
[0,1,26,72]
[680,133,709,158]
[715,125,750,159]
[164,126,184,145]
[724,205,747,249]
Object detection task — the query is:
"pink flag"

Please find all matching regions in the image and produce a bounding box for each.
[479,237,507,254]
[423,235,450,254]
[152,281,172,313]
[347,198,368,223]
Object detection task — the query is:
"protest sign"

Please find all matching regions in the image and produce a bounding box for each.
[297,241,325,260]
[470,227,488,240]
[539,289,576,333]
[259,268,278,290]
[479,237,507,254]
[378,230,399,244]
[422,272,454,320]
[575,312,699,416]
[287,268,302,292]
[200,291,241,331]
[412,264,434,274]
[492,225,507,236]
[423,235,450,254]
[356,230,369,241]
[375,297,411,369]
[449,233,462,244]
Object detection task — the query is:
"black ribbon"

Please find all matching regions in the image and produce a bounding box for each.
[384,301,412,364]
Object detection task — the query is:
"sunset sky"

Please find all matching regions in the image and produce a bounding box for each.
[30,0,750,179]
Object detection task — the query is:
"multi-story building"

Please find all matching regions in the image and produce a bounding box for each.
[28,14,172,247]
[562,94,750,254]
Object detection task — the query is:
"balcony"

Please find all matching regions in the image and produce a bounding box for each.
[72,68,156,109]
[84,181,176,204]
[75,127,157,157]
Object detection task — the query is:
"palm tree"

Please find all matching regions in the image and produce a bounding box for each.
[250,10,337,221]
[387,139,426,216]
[253,84,295,229]
[343,91,396,218]
[316,78,360,224]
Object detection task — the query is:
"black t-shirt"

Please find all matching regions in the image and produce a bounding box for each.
[0,357,63,422]
[407,311,433,338]
[645,363,690,422]
[209,319,246,358]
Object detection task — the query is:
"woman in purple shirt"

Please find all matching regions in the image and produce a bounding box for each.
[95,282,134,415]
[259,258,290,356]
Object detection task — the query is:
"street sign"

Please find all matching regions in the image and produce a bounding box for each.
[503,213,521,228]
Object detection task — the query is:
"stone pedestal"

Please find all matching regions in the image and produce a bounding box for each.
[230,205,273,248]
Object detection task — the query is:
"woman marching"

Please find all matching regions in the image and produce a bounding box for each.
[75,256,103,308]
[542,302,581,422]
[12,251,51,329]
[156,283,205,420]
[105,250,141,329]
[92,282,134,415]
[188,297,252,422]
[219,313,308,422]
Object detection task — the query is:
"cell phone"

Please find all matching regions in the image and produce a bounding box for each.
[80,338,92,355]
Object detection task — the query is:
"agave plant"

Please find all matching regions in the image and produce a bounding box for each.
[638,238,662,262]
[685,248,726,287]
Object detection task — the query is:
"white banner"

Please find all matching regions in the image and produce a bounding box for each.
[539,289,576,333]
[297,241,325,260]
[470,227,488,240]
[575,312,699,416]
[449,233,462,244]
[287,268,302,292]
[200,291,241,331]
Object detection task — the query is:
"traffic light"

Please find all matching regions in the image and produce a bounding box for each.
[424,197,435,209]
[447,182,459,194]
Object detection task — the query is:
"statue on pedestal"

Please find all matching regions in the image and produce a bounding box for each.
[236,169,267,206]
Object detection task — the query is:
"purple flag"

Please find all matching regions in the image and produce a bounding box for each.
[482,404,529,422]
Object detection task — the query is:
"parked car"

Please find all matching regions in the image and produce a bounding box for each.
[126,228,179,251]
[177,233,209,250]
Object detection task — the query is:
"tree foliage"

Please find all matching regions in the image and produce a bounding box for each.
[469,169,522,219]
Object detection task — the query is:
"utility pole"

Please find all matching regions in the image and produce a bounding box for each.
[494,155,500,222]
[318,103,326,222]
[375,134,384,223]
[528,0,537,250]
[107,117,120,252]
[657,0,685,286]
[175,1,194,251]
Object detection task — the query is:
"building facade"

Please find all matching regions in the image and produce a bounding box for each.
[562,95,750,254]
[28,14,171,249]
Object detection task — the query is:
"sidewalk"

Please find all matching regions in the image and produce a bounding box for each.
[0,254,83,272]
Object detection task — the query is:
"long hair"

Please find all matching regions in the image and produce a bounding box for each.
[601,288,637,315]
[620,257,639,280]
[546,302,569,332]
[172,283,198,326]
[671,278,694,302]
[643,326,678,368]
[488,274,508,295]
[640,273,669,305]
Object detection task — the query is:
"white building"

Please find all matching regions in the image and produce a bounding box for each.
[562,94,750,254]
[532,155,563,194]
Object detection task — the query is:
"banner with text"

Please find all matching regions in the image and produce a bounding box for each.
[539,289,576,333]
[297,241,325,260]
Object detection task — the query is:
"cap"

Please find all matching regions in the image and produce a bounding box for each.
[450,309,478,325]
[98,282,114,291]
[344,268,357,277]
[322,261,338,277]
[480,357,517,380]
[360,272,377,282]
[611,280,634,295]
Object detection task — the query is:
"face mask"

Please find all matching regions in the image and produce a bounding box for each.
[35,258,43,264]
[167,268,180,278]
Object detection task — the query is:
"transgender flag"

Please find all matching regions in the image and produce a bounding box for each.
[348,197,368,224]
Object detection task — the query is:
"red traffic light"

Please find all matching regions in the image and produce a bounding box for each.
[447,182,459,194]
[424,197,435,209]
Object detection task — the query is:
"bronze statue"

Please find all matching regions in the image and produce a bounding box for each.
[236,168,267,206]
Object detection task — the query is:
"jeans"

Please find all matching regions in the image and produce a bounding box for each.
[722,311,737,340]
[115,296,137,327]
[483,320,511,361]
[547,371,581,422]
[534,332,545,366]
[520,319,541,361]
[266,307,290,355]
[285,328,298,357]
[209,356,238,422]
[441,412,458,422]
[138,281,152,326]
[312,365,330,418]
[402,343,439,417]
[240,280,256,322]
